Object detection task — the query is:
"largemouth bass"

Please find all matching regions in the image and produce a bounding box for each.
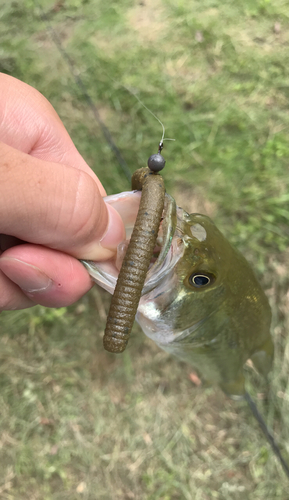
[83,190,274,399]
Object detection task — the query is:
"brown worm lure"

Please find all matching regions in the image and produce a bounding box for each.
[103,145,166,353]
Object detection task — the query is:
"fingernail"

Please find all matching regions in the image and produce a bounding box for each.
[0,258,53,293]
[82,203,126,261]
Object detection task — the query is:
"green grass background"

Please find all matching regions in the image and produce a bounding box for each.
[1,0,289,498]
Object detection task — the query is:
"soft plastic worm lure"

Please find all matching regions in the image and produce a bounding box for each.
[103,144,166,353]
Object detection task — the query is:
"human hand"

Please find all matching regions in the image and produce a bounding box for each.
[0,74,125,310]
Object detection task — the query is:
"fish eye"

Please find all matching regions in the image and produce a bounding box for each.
[189,272,215,288]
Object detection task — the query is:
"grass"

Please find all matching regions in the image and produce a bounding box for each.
[1,0,289,498]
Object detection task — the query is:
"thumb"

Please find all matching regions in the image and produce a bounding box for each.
[0,142,125,260]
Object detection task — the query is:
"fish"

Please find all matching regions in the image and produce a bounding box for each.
[82,189,274,399]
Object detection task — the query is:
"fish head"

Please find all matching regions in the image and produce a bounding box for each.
[83,191,273,398]
[136,209,229,343]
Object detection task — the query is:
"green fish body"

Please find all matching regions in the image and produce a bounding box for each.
[83,192,274,398]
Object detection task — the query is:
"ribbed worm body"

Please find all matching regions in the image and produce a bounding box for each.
[103,167,165,353]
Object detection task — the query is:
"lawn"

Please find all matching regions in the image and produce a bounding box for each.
[1,0,289,498]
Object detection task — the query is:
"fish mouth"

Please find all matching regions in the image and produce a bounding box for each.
[142,194,182,294]
[82,193,183,295]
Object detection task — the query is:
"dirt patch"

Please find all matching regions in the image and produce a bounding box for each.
[173,184,217,218]
[127,0,168,43]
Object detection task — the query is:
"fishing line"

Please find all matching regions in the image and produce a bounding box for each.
[118,85,175,152]
[35,4,173,180]
[245,392,289,478]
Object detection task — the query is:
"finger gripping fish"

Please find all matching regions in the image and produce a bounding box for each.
[103,167,165,353]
